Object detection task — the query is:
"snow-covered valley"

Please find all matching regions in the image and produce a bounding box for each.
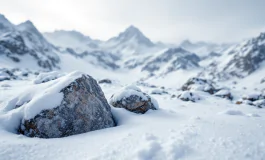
[1,12,265,160]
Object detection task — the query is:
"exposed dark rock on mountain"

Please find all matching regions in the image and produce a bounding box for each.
[0,16,60,70]
[142,48,200,74]
[199,32,265,81]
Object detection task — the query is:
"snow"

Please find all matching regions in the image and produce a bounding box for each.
[253,100,265,108]
[1,71,84,122]
[123,84,142,92]
[219,109,245,116]
[150,88,166,95]
[214,89,230,96]
[1,73,265,159]
[110,84,148,102]
[43,30,97,53]
[1,13,265,160]
[243,92,261,100]
[33,71,65,84]
[178,91,201,102]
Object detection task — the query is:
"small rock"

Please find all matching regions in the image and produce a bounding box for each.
[214,89,233,100]
[110,85,158,114]
[181,77,219,94]
[150,89,168,95]
[178,91,200,102]
[98,79,112,84]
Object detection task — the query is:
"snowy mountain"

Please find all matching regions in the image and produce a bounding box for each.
[199,32,265,81]
[180,40,230,58]
[141,48,200,75]
[1,13,265,160]
[43,30,101,53]
[0,14,15,34]
[65,48,120,70]
[0,15,60,70]
[103,25,161,56]
[44,25,162,57]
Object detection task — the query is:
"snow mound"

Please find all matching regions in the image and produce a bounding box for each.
[123,84,142,92]
[246,113,261,117]
[214,89,233,100]
[178,91,201,102]
[219,109,245,116]
[252,100,265,108]
[33,71,66,84]
[242,92,263,101]
[110,85,147,102]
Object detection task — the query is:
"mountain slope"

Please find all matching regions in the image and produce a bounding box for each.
[65,48,120,70]
[127,47,200,76]
[102,25,160,56]
[43,30,101,53]
[180,40,230,58]
[199,32,265,81]
[0,15,60,70]
[0,14,15,34]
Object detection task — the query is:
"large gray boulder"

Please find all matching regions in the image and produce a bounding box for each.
[110,85,159,114]
[18,73,115,138]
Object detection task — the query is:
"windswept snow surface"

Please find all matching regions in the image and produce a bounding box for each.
[1,72,265,160]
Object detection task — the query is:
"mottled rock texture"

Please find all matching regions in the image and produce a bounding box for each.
[110,86,158,114]
[19,74,116,138]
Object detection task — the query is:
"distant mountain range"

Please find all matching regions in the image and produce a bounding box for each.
[1,13,265,82]
[199,32,265,81]
[0,14,59,70]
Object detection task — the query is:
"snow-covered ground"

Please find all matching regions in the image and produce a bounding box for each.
[0,72,265,160]
[1,12,265,160]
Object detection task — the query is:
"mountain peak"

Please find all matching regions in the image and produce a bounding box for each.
[44,30,93,43]
[0,14,14,33]
[0,13,6,20]
[17,20,38,32]
[107,25,154,48]
[125,25,140,32]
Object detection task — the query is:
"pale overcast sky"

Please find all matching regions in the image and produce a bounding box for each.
[1,0,265,43]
